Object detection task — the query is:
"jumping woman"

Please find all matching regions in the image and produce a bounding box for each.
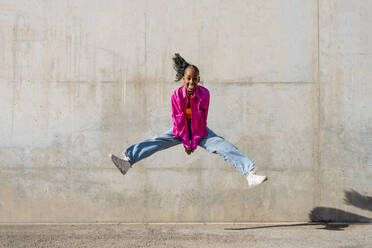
[109,53,267,187]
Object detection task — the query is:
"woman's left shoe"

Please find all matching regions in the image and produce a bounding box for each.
[246,170,268,187]
[109,153,132,175]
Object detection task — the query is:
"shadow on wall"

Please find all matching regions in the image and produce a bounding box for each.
[309,189,372,223]
[344,189,372,212]
[225,190,371,232]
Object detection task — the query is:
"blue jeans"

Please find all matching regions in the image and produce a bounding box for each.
[124,124,255,176]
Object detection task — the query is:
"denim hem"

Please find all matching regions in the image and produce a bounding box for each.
[124,152,134,167]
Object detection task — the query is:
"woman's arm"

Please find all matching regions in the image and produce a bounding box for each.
[171,93,192,149]
[191,93,210,150]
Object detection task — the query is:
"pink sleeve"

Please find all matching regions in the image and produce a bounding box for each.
[171,93,191,149]
[191,93,210,150]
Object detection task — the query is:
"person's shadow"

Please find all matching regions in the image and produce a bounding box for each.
[225,189,371,231]
[309,189,372,223]
[224,222,349,231]
[344,189,372,212]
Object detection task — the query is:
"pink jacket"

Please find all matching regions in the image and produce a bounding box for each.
[171,85,210,150]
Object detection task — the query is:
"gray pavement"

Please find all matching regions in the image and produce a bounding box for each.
[1,223,371,248]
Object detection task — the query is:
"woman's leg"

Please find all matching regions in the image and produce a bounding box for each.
[124,129,182,165]
[198,127,255,176]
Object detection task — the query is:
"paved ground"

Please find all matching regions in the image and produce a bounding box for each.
[0,223,371,248]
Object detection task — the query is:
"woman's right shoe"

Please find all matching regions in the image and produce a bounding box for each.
[246,170,268,187]
[109,153,132,175]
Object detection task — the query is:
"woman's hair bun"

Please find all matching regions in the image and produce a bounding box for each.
[172,53,190,81]
[172,53,199,82]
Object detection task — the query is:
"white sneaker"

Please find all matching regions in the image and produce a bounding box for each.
[246,170,267,187]
[109,153,132,175]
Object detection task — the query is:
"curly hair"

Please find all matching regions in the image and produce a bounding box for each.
[172,53,199,82]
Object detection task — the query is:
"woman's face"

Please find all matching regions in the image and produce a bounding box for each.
[183,67,200,96]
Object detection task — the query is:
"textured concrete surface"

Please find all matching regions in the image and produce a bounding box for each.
[0,0,371,222]
[317,0,372,222]
[1,223,372,248]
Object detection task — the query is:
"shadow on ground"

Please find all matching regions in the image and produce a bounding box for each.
[224,222,349,231]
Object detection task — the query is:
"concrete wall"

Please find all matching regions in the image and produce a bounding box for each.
[0,0,371,223]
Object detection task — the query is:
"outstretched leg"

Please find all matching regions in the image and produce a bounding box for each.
[198,127,255,176]
[124,129,182,165]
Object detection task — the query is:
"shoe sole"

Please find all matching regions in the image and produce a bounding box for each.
[109,153,128,175]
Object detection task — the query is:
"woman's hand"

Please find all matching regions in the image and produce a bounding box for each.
[185,147,192,155]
